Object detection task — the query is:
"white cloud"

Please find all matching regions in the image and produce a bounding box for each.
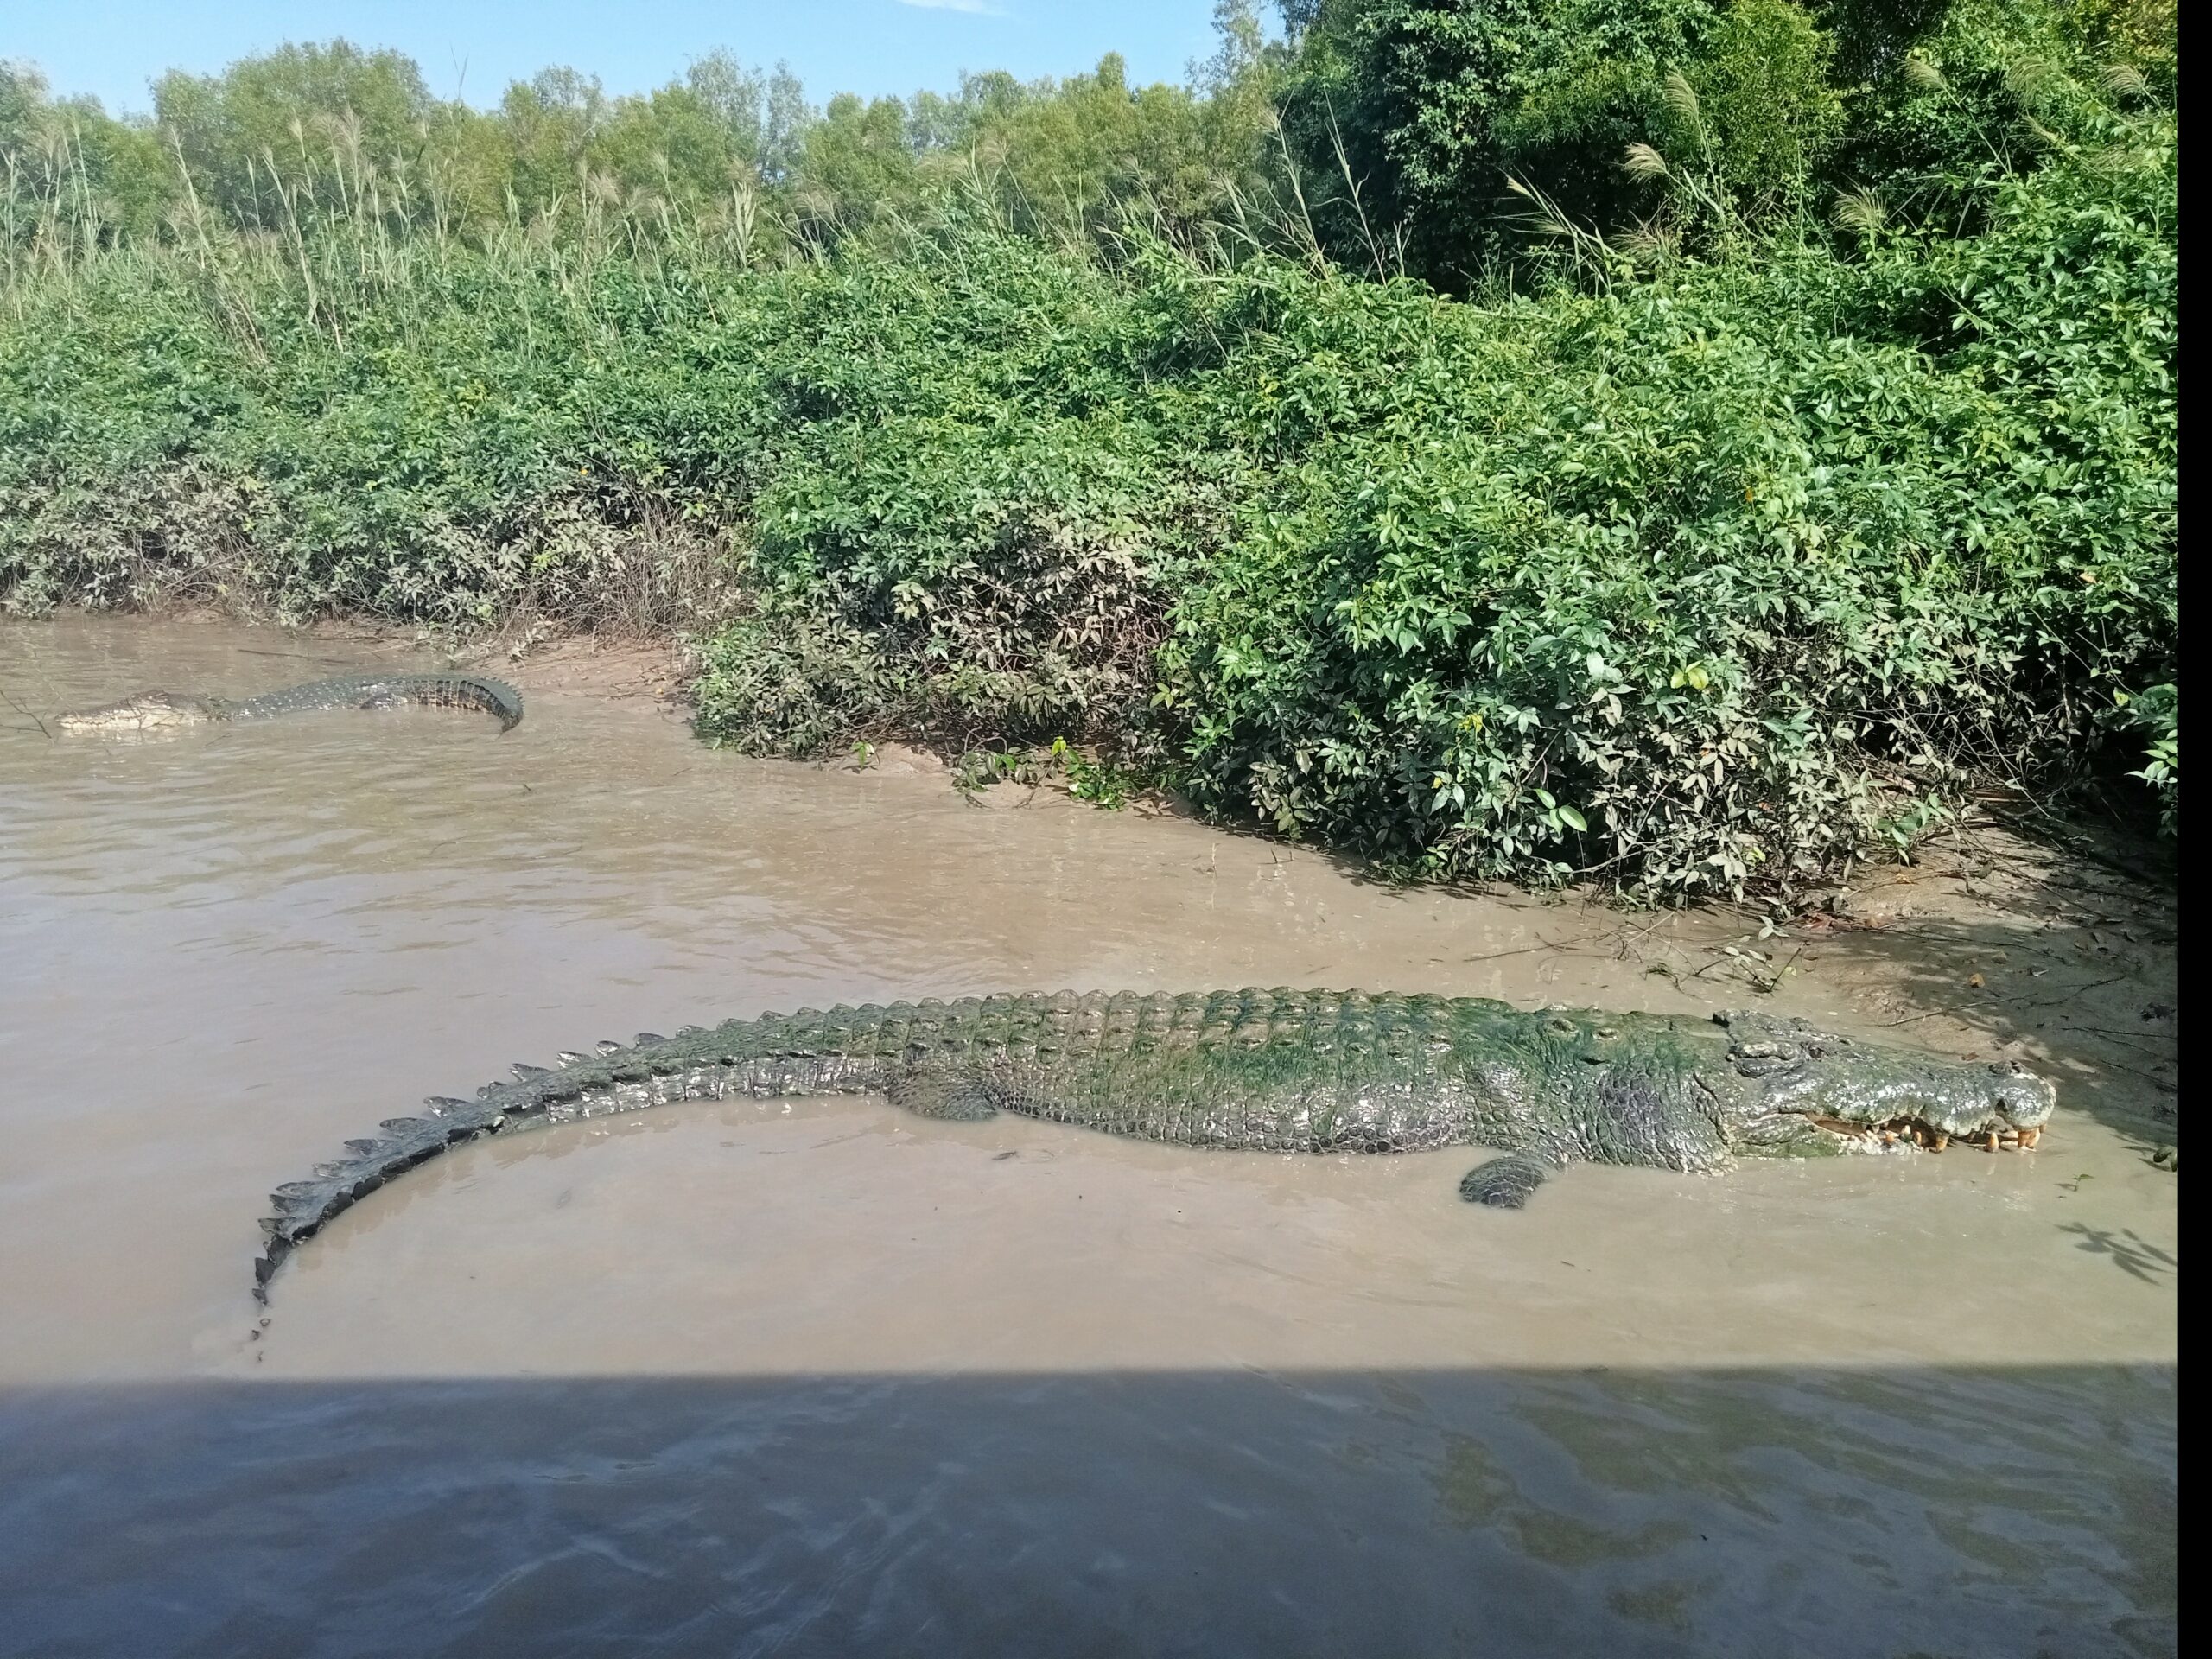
[896,0,1001,14]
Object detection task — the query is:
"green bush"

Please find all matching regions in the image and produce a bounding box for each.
[1155,181,2177,887]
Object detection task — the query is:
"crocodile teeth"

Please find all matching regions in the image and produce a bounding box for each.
[513,1063,550,1080]
[556,1052,588,1067]
[595,1040,624,1056]
[635,1033,667,1046]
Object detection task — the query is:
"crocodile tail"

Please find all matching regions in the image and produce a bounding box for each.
[448,675,524,731]
[353,672,525,730]
[229,673,524,730]
[255,1093,506,1294]
[251,1008,900,1300]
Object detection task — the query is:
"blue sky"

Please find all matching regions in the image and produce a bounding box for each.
[10,2,1237,115]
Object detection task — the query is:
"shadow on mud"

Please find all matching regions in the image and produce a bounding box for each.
[0,1364,2176,1658]
[2056,1223,2180,1284]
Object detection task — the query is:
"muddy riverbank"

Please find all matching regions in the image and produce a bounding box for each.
[0,614,2177,1656]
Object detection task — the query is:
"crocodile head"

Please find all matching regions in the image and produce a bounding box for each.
[55,691,225,734]
[1719,1011,2056,1154]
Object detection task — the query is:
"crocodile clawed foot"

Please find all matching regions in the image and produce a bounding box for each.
[1458,1153,1554,1208]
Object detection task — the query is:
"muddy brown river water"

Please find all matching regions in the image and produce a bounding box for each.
[0,617,2177,1656]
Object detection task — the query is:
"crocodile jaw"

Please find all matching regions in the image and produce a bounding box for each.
[1786,1065,2057,1153]
[56,691,222,733]
[1719,1010,2056,1154]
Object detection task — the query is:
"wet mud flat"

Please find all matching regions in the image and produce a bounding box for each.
[0,615,2178,1657]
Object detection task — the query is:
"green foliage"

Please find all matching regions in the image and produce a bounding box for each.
[1279,0,2167,284]
[1689,0,1843,206]
[1052,738,1143,809]
[3,33,1274,276]
[1809,0,2148,232]
[979,56,1230,244]
[1281,0,1723,283]
[153,41,438,229]
[2112,683,2177,833]
[0,22,2180,891]
[0,238,737,628]
[2,62,170,253]
[2069,0,2177,87]
[1148,119,2176,887]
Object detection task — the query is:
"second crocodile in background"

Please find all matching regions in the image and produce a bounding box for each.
[58,671,523,734]
[255,990,2056,1299]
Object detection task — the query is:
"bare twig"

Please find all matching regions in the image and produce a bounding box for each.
[2,688,54,739]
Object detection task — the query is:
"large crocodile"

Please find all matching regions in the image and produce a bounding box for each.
[58,671,523,734]
[254,990,2055,1298]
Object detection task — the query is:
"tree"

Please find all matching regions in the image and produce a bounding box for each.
[154,41,438,227]
[2,61,168,251]
[791,92,925,241]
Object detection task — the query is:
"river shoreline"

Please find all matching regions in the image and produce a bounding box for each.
[0,610,2177,1656]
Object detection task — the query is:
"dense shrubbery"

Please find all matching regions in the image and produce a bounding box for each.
[1157,159,2177,883]
[0,3,2180,887]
